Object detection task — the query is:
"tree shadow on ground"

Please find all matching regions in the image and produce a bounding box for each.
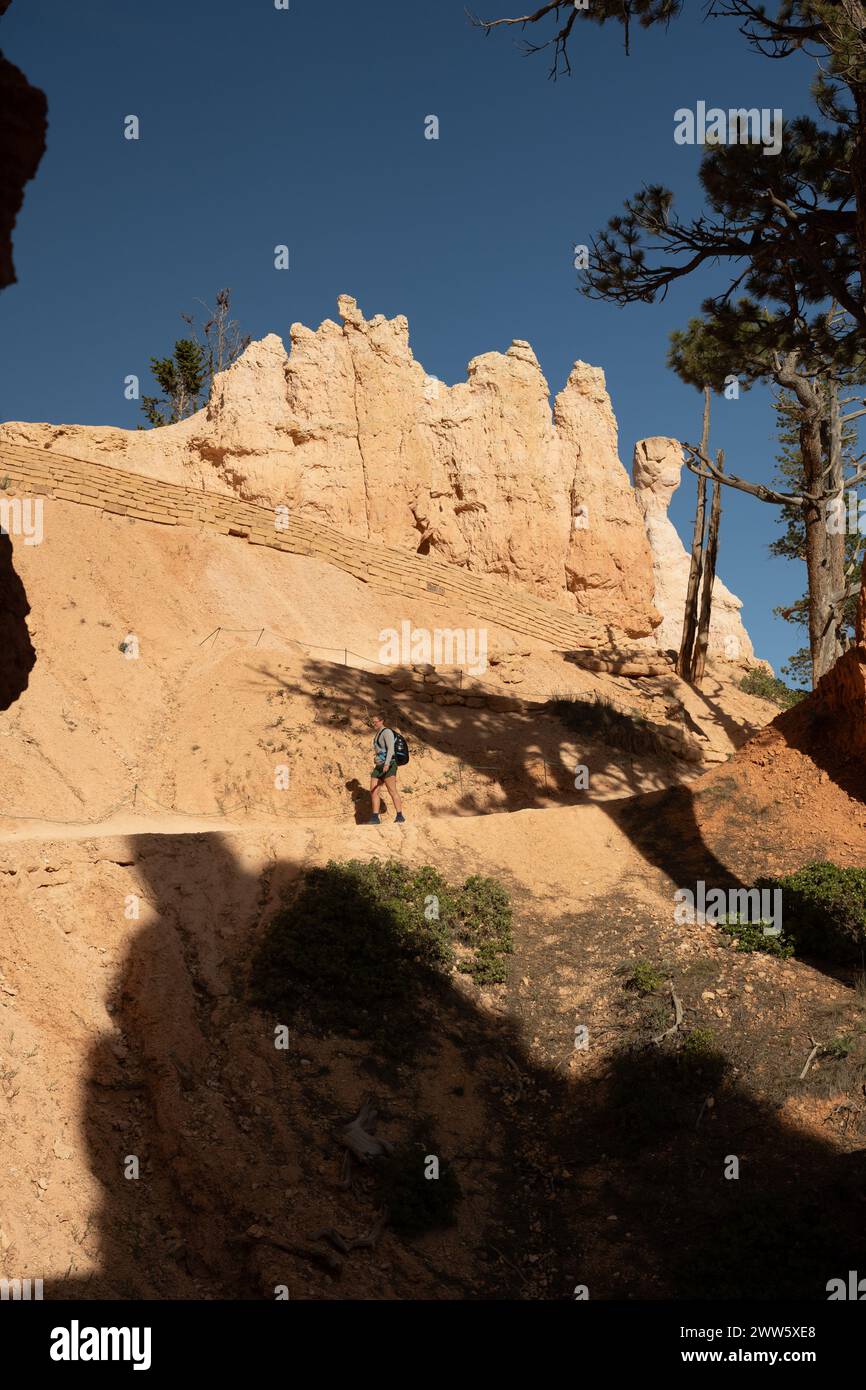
[42,829,866,1301]
[258,657,699,818]
[255,652,864,993]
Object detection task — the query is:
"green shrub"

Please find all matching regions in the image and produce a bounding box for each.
[373,1139,462,1237]
[606,1041,729,1150]
[719,916,795,959]
[773,862,866,963]
[622,960,667,995]
[452,875,513,984]
[250,859,514,1054]
[738,668,806,709]
[681,1026,718,1059]
[676,1029,729,1091]
[822,1033,854,1061]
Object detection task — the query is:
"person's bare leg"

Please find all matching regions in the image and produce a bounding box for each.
[370,776,383,816]
[382,776,403,814]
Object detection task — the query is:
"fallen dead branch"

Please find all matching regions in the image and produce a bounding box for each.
[695,1095,715,1130]
[489,1243,530,1287]
[246,1224,343,1276]
[311,1210,388,1255]
[339,1100,393,1163]
[823,1101,861,1135]
[502,1052,525,1098]
[651,980,684,1045]
[799,1036,820,1081]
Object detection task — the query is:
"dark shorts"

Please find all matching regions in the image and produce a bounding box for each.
[371,759,398,780]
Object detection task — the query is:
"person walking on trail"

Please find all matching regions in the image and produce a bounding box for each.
[368,714,405,825]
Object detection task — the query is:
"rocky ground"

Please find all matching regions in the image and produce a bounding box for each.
[2,784,865,1301]
[1,496,864,1299]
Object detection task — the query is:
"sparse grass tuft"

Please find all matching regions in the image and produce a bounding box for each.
[681,1026,718,1059]
[621,959,667,995]
[821,1033,854,1061]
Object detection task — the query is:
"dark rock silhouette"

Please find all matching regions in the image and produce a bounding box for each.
[0,0,47,290]
[0,529,35,708]
[0,0,41,704]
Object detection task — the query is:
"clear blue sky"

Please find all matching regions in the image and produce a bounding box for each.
[1,0,846,679]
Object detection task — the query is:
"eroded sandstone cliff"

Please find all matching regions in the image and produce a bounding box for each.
[0,295,661,638]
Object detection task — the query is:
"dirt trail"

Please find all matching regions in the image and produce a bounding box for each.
[0,801,645,894]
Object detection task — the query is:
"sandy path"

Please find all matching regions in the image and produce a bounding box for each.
[0,802,650,916]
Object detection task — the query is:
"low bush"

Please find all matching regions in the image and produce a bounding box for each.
[373,1138,462,1237]
[772,862,866,963]
[250,859,514,1054]
[718,916,795,959]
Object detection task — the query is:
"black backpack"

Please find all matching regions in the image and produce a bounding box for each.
[390,730,410,765]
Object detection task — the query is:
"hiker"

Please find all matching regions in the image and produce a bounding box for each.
[368,714,406,825]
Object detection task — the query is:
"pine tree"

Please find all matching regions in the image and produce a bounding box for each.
[141,339,207,427]
[476,1,866,310]
[140,289,250,429]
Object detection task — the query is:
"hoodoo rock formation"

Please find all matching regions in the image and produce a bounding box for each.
[632,435,755,660]
[0,295,661,638]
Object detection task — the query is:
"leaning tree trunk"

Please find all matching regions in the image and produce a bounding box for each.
[677,385,711,678]
[691,449,724,686]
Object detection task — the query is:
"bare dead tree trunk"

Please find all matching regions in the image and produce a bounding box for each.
[823,379,849,656]
[691,449,724,686]
[803,392,848,685]
[677,385,710,678]
[775,355,844,686]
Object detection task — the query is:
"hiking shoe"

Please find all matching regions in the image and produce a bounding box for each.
[395,813,406,823]
[368,814,381,825]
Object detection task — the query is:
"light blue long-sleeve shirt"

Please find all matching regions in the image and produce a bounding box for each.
[373,727,396,767]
